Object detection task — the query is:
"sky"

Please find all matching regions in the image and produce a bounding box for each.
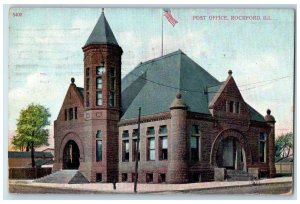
[8,8,294,149]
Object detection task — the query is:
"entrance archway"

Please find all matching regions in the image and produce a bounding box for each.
[210,129,252,171]
[216,136,246,171]
[63,140,80,169]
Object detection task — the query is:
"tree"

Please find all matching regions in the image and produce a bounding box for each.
[12,104,51,167]
[275,132,293,163]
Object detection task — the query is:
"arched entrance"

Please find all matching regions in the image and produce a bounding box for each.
[210,129,252,171]
[63,140,80,169]
[216,136,246,171]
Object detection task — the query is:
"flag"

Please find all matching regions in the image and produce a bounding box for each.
[163,8,178,27]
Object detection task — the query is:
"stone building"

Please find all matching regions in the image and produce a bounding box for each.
[53,11,276,183]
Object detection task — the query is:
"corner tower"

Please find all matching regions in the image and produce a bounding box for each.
[82,9,123,182]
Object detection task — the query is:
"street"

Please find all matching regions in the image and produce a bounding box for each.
[9,181,292,195]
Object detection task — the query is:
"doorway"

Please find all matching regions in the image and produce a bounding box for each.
[63,140,80,169]
[216,136,246,171]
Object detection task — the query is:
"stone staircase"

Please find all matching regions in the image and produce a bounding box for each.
[226,170,254,181]
[34,170,89,184]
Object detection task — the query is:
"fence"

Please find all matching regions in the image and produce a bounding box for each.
[275,163,293,175]
[9,167,52,179]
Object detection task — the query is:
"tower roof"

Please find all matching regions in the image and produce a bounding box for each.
[84,11,119,47]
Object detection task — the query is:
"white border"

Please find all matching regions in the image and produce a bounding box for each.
[1,0,298,202]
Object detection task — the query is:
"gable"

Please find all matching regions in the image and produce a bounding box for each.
[57,84,84,121]
[208,74,251,120]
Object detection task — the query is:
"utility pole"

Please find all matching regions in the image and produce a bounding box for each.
[161,9,164,56]
[134,107,141,193]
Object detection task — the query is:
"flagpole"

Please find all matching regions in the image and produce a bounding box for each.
[161,9,164,56]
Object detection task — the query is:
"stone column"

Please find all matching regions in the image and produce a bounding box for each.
[167,92,189,183]
[264,109,276,178]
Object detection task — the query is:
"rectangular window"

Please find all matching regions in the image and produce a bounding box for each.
[109,91,115,107]
[68,108,73,120]
[191,125,199,134]
[96,66,105,75]
[122,130,129,138]
[259,132,267,162]
[191,136,199,161]
[74,107,77,119]
[86,78,90,90]
[236,102,240,114]
[132,139,140,161]
[110,77,115,91]
[132,129,138,137]
[96,173,102,182]
[146,173,153,183]
[64,109,67,121]
[96,77,102,89]
[159,173,166,183]
[230,101,234,113]
[96,130,102,139]
[86,92,90,107]
[148,137,155,161]
[86,68,90,77]
[159,125,167,134]
[160,136,168,160]
[109,68,116,77]
[147,127,155,135]
[122,173,128,182]
[123,140,129,162]
[96,91,102,106]
[96,140,102,162]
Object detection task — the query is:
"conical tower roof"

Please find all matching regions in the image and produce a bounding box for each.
[84,10,119,47]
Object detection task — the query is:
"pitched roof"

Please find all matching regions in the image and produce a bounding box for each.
[121,50,220,119]
[8,151,53,158]
[207,83,223,104]
[76,87,84,98]
[121,50,266,122]
[247,104,266,122]
[84,12,119,47]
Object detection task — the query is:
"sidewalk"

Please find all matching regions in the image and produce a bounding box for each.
[9,177,292,194]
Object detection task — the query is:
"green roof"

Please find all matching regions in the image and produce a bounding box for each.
[121,50,220,119]
[84,12,119,47]
[121,50,266,122]
[247,103,266,122]
[77,87,84,98]
[8,151,53,158]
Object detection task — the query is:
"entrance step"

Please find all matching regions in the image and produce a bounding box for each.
[226,170,253,181]
[34,170,89,184]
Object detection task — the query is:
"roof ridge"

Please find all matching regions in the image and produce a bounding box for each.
[178,51,183,91]
[136,50,185,68]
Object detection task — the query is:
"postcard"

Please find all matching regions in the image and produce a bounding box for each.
[7,7,294,195]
